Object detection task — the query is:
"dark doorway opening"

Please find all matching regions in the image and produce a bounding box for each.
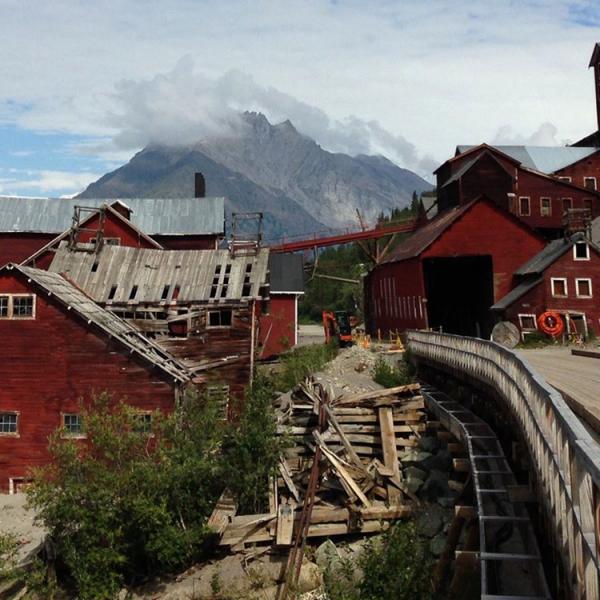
[423,255,494,338]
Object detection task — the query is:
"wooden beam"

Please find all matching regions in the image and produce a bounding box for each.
[276,501,295,546]
[379,406,402,503]
[336,383,421,405]
[323,403,365,471]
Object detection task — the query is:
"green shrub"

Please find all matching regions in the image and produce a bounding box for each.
[222,374,289,514]
[372,356,414,388]
[27,390,225,599]
[276,343,338,391]
[0,531,18,581]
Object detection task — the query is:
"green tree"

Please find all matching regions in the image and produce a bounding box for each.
[26,390,225,599]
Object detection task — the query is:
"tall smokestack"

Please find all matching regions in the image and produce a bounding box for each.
[589,43,600,130]
[194,172,206,198]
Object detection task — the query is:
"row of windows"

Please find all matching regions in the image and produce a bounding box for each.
[557,176,597,190]
[0,412,152,436]
[0,294,35,319]
[550,277,593,298]
[518,196,594,217]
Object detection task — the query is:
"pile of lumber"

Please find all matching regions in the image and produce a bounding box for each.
[211,380,426,550]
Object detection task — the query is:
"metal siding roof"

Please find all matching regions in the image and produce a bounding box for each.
[268,253,304,293]
[382,202,473,264]
[0,197,225,235]
[490,277,543,311]
[12,265,191,382]
[514,238,573,275]
[48,245,270,303]
[456,146,598,173]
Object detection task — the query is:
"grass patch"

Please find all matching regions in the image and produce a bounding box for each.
[372,355,414,388]
[275,343,338,391]
[516,331,554,349]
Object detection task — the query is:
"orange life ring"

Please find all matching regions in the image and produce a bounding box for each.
[537,311,564,337]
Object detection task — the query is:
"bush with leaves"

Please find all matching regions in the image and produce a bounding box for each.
[275,343,338,392]
[222,374,289,514]
[372,355,414,389]
[26,389,225,599]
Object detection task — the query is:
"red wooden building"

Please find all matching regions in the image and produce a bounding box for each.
[0,194,225,266]
[258,253,305,359]
[0,264,192,493]
[435,144,600,236]
[364,197,545,338]
[491,233,600,339]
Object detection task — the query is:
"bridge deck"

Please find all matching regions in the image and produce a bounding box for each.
[518,347,600,433]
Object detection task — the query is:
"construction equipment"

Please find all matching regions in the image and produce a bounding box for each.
[322,310,354,346]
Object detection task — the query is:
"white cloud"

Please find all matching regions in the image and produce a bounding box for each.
[106,61,437,175]
[492,122,572,146]
[0,169,101,195]
[0,0,599,174]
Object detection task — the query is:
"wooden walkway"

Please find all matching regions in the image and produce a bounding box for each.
[518,347,600,435]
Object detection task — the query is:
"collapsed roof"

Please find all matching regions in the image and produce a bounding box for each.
[48,245,270,304]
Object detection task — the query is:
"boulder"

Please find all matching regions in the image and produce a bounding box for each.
[399,449,432,467]
[416,505,445,538]
[314,539,341,571]
[422,449,452,472]
[419,469,451,502]
[429,533,447,557]
[418,436,441,453]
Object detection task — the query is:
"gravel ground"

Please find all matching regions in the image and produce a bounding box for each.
[0,493,46,565]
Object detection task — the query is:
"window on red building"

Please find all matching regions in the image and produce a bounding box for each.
[575,278,592,298]
[562,198,573,212]
[584,177,597,190]
[519,197,530,216]
[551,278,568,297]
[540,197,552,217]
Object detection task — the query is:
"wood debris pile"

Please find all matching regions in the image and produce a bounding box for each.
[210,380,425,550]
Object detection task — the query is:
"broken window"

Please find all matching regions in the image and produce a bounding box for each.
[133,413,152,433]
[161,285,170,300]
[518,196,530,216]
[242,263,253,297]
[0,412,18,434]
[540,197,551,217]
[551,278,568,297]
[129,285,138,300]
[576,278,592,298]
[574,242,590,260]
[206,384,230,419]
[0,295,35,319]
[108,285,118,301]
[208,309,233,327]
[518,314,537,330]
[91,261,99,273]
[584,177,596,190]
[562,198,573,212]
[62,414,84,436]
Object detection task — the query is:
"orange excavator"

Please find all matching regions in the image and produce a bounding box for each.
[322,310,355,346]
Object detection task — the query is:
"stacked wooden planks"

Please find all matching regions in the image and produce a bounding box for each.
[213,380,424,549]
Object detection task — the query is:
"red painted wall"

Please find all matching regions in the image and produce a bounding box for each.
[504,244,600,336]
[423,200,546,301]
[554,150,600,189]
[0,272,178,491]
[0,233,55,267]
[366,258,427,335]
[258,294,298,359]
[514,170,600,229]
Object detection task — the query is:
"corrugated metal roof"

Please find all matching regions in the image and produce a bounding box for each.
[456,145,598,173]
[269,254,304,293]
[382,202,473,264]
[490,277,543,311]
[514,232,600,275]
[48,245,270,303]
[10,265,191,382]
[0,196,225,235]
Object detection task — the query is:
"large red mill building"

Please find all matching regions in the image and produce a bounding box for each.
[366,43,600,341]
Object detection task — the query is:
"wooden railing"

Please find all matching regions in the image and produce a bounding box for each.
[407,330,600,599]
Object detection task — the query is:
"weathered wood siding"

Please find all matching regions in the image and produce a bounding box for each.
[0,272,177,492]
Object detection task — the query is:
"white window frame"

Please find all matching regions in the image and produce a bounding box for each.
[518,196,531,216]
[0,411,19,436]
[558,176,572,183]
[551,277,568,297]
[540,197,552,217]
[0,294,36,320]
[562,197,573,212]
[584,176,597,191]
[573,242,590,261]
[575,278,593,298]
[518,314,538,330]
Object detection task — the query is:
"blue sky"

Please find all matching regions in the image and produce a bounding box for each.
[1,0,600,196]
